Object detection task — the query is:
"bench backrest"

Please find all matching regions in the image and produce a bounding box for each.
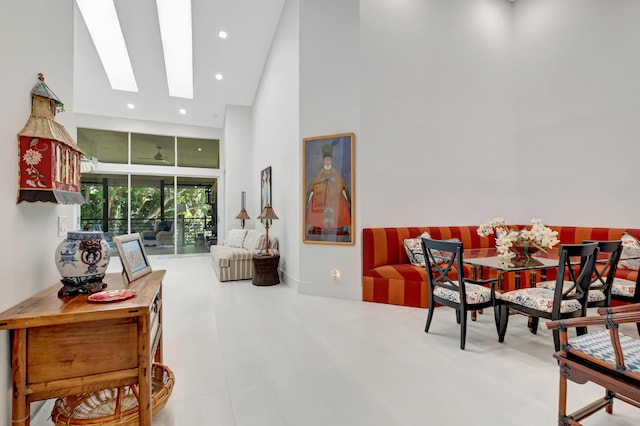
[362,226,497,272]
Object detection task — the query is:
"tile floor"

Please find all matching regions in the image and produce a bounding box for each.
[33,254,639,425]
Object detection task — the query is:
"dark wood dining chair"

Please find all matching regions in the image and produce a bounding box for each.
[585,240,623,308]
[610,268,640,336]
[536,240,623,309]
[420,238,499,350]
[497,242,599,351]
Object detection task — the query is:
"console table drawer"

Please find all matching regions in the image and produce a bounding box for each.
[27,317,138,384]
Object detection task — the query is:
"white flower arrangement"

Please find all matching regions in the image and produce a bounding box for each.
[477,217,559,267]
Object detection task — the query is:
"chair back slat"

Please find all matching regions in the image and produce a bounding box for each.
[583,240,623,305]
[553,243,599,310]
[421,238,465,299]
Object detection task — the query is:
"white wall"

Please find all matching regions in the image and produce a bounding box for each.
[513,0,640,227]
[223,106,253,235]
[0,1,77,424]
[361,0,516,228]
[297,0,361,299]
[252,0,300,282]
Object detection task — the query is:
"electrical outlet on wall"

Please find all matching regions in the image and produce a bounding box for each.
[58,216,67,237]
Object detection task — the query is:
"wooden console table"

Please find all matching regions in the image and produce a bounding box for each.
[0,270,165,426]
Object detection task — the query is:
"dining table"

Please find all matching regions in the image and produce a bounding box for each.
[462,247,560,292]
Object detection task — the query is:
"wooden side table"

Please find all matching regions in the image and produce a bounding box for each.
[0,270,165,426]
[252,254,280,286]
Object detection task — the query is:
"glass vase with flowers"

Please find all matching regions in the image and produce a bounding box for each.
[477,218,559,267]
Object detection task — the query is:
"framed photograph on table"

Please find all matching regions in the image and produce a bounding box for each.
[260,166,272,223]
[302,132,355,245]
[114,233,153,282]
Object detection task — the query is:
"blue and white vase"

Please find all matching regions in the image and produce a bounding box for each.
[55,230,111,297]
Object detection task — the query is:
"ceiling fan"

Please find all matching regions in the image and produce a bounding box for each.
[138,146,170,163]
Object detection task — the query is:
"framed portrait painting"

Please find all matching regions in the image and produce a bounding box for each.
[302,132,355,245]
[260,166,272,222]
[114,233,153,282]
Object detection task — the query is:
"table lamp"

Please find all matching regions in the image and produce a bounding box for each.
[176,203,188,215]
[257,205,279,254]
[235,208,250,229]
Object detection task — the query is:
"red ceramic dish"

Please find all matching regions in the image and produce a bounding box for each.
[87,289,136,303]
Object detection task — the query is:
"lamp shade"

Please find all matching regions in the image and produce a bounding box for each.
[235,208,250,220]
[257,205,278,254]
[176,203,188,214]
[257,205,279,221]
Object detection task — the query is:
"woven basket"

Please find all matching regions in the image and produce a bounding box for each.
[51,363,175,426]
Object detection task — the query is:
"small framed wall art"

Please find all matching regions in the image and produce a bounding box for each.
[260,166,272,222]
[114,233,153,282]
[302,132,355,245]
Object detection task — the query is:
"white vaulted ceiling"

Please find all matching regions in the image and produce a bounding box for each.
[72,0,285,129]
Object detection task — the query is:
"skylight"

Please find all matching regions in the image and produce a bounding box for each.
[76,0,138,92]
[156,0,194,99]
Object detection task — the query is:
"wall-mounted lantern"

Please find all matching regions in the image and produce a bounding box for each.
[17,73,84,204]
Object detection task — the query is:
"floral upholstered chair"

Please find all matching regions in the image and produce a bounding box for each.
[606,233,640,336]
[497,242,599,351]
[536,240,623,310]
[420,238,499,350]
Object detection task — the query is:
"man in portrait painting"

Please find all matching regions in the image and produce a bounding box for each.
[305,140,351,239]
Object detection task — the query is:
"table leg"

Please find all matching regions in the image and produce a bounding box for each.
[137,316,151,425]
[498,271,505,292]
[470,266,478,321]
[12,329,29,426]
[529,271,538,288]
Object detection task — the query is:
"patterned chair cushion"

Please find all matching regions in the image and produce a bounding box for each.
[535,280,606,303]
[226,229,248,248]
[433,282,492,304]
[612,277,637,298]
[567,330,640,375]
[497,287,582,313]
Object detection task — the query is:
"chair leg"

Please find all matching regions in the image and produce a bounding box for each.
[636,322,640,338]
[456,309,461,324]
[425,296,435,333]
[558,364,569,426]
[498,304,509,343]
[553,329,561,352]
[493,303,501,334]
[460,310,467,350]
[605,390,615,414]
[528,316,539,335]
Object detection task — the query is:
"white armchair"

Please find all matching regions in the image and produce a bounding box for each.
[142,220,174,246]
[156,221,175,245]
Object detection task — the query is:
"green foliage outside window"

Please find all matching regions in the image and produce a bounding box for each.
[81,183,213,242]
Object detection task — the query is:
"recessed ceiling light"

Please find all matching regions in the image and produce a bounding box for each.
[179,109,187,115]
[215,74,223,80]
[156,0,193,99]
[218,31,227,39]
[197,147,202,151]
[76,0,138,92]
[127,103,135,109]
